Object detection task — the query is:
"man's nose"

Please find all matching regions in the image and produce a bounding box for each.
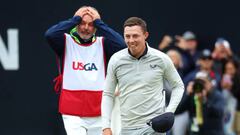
[84,24,89,29]
[128,37,134,43]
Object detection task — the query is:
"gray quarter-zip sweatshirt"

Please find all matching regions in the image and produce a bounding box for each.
[102,45,184,130]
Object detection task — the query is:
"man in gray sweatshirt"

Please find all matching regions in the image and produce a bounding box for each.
[102,17,184,135]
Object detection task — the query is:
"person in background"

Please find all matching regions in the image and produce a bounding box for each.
[221,59,240,135]
[184,49,221,89]
[182,71,225,135]
[158,35,174,51]
[166,49,184,78]
[212,38,233,61]
[45,6,126,135]
[221,59,239,135]
[158,34,195,77]
[182,31,200,63]
[231,62,240,135]
[212,38,234,75]
[166,49,189,135]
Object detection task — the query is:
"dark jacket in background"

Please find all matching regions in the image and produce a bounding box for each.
[180,89,225,135]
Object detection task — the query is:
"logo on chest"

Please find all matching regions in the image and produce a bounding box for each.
[72,61,98,71]
[150,64,161,69]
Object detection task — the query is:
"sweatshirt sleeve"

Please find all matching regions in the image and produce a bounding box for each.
[101,55,118,129]
[44,16,82,56]
[94,19,126,62]
[163,55,185,113]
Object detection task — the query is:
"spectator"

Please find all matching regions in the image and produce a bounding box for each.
[184,49,221,88]
[166,49,189,135]
[212,38,234,75]
[221,59,238,135]
[158,35,174,51]
[182,71,225,135]
[159,34,195,77]
[166,49,184,78]
[221,59,240,135]
[182,31,200,63]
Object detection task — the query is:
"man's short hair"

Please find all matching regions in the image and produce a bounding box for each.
[123,17,147,33]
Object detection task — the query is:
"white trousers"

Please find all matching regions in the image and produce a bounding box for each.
[62,114,102,135]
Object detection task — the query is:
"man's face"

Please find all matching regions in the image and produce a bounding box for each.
[186,40,197,51]
[212,44,228,60]
[124,25,148,58]
[199,58,213,70]
[225,62,236,76]
[77,14,95,40]
[167,51,181,68]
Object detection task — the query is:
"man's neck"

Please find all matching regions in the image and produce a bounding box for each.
[74,32,94,44]
[128,44,148,59]
[200,68,211,73]
[70,28,95,44]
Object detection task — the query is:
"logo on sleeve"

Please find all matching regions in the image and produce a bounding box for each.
[72,61,98,71]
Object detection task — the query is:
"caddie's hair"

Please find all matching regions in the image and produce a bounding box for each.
[79,5,99,13]
[123,17,147,32]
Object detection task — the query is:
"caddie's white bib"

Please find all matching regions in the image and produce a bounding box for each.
[59,34,105,116]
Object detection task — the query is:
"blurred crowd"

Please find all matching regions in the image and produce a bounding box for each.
[159,31,240,135]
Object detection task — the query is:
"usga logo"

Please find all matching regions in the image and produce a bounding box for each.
[72,61,98,71]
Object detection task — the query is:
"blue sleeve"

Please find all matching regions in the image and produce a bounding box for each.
[44,16,82,56]
[204,92,224,118]
[94,19,126,63]
[183,70,198,86]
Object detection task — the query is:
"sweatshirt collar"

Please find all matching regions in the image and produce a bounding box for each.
[70,27,96,44]
[128,42,149,60]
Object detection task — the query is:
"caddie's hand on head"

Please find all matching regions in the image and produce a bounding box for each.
[74,7,88,17]
[86,7,101,20]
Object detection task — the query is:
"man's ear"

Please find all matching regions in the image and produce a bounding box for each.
[94,28,97,34]
[144,32,149,40]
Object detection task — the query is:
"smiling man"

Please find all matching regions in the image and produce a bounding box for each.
[102,17,185,135]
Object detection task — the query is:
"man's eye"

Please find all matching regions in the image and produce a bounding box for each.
[133,35,139,38]
[80,22,86,25]
[125,35,130,38]
[88,23,94,26]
